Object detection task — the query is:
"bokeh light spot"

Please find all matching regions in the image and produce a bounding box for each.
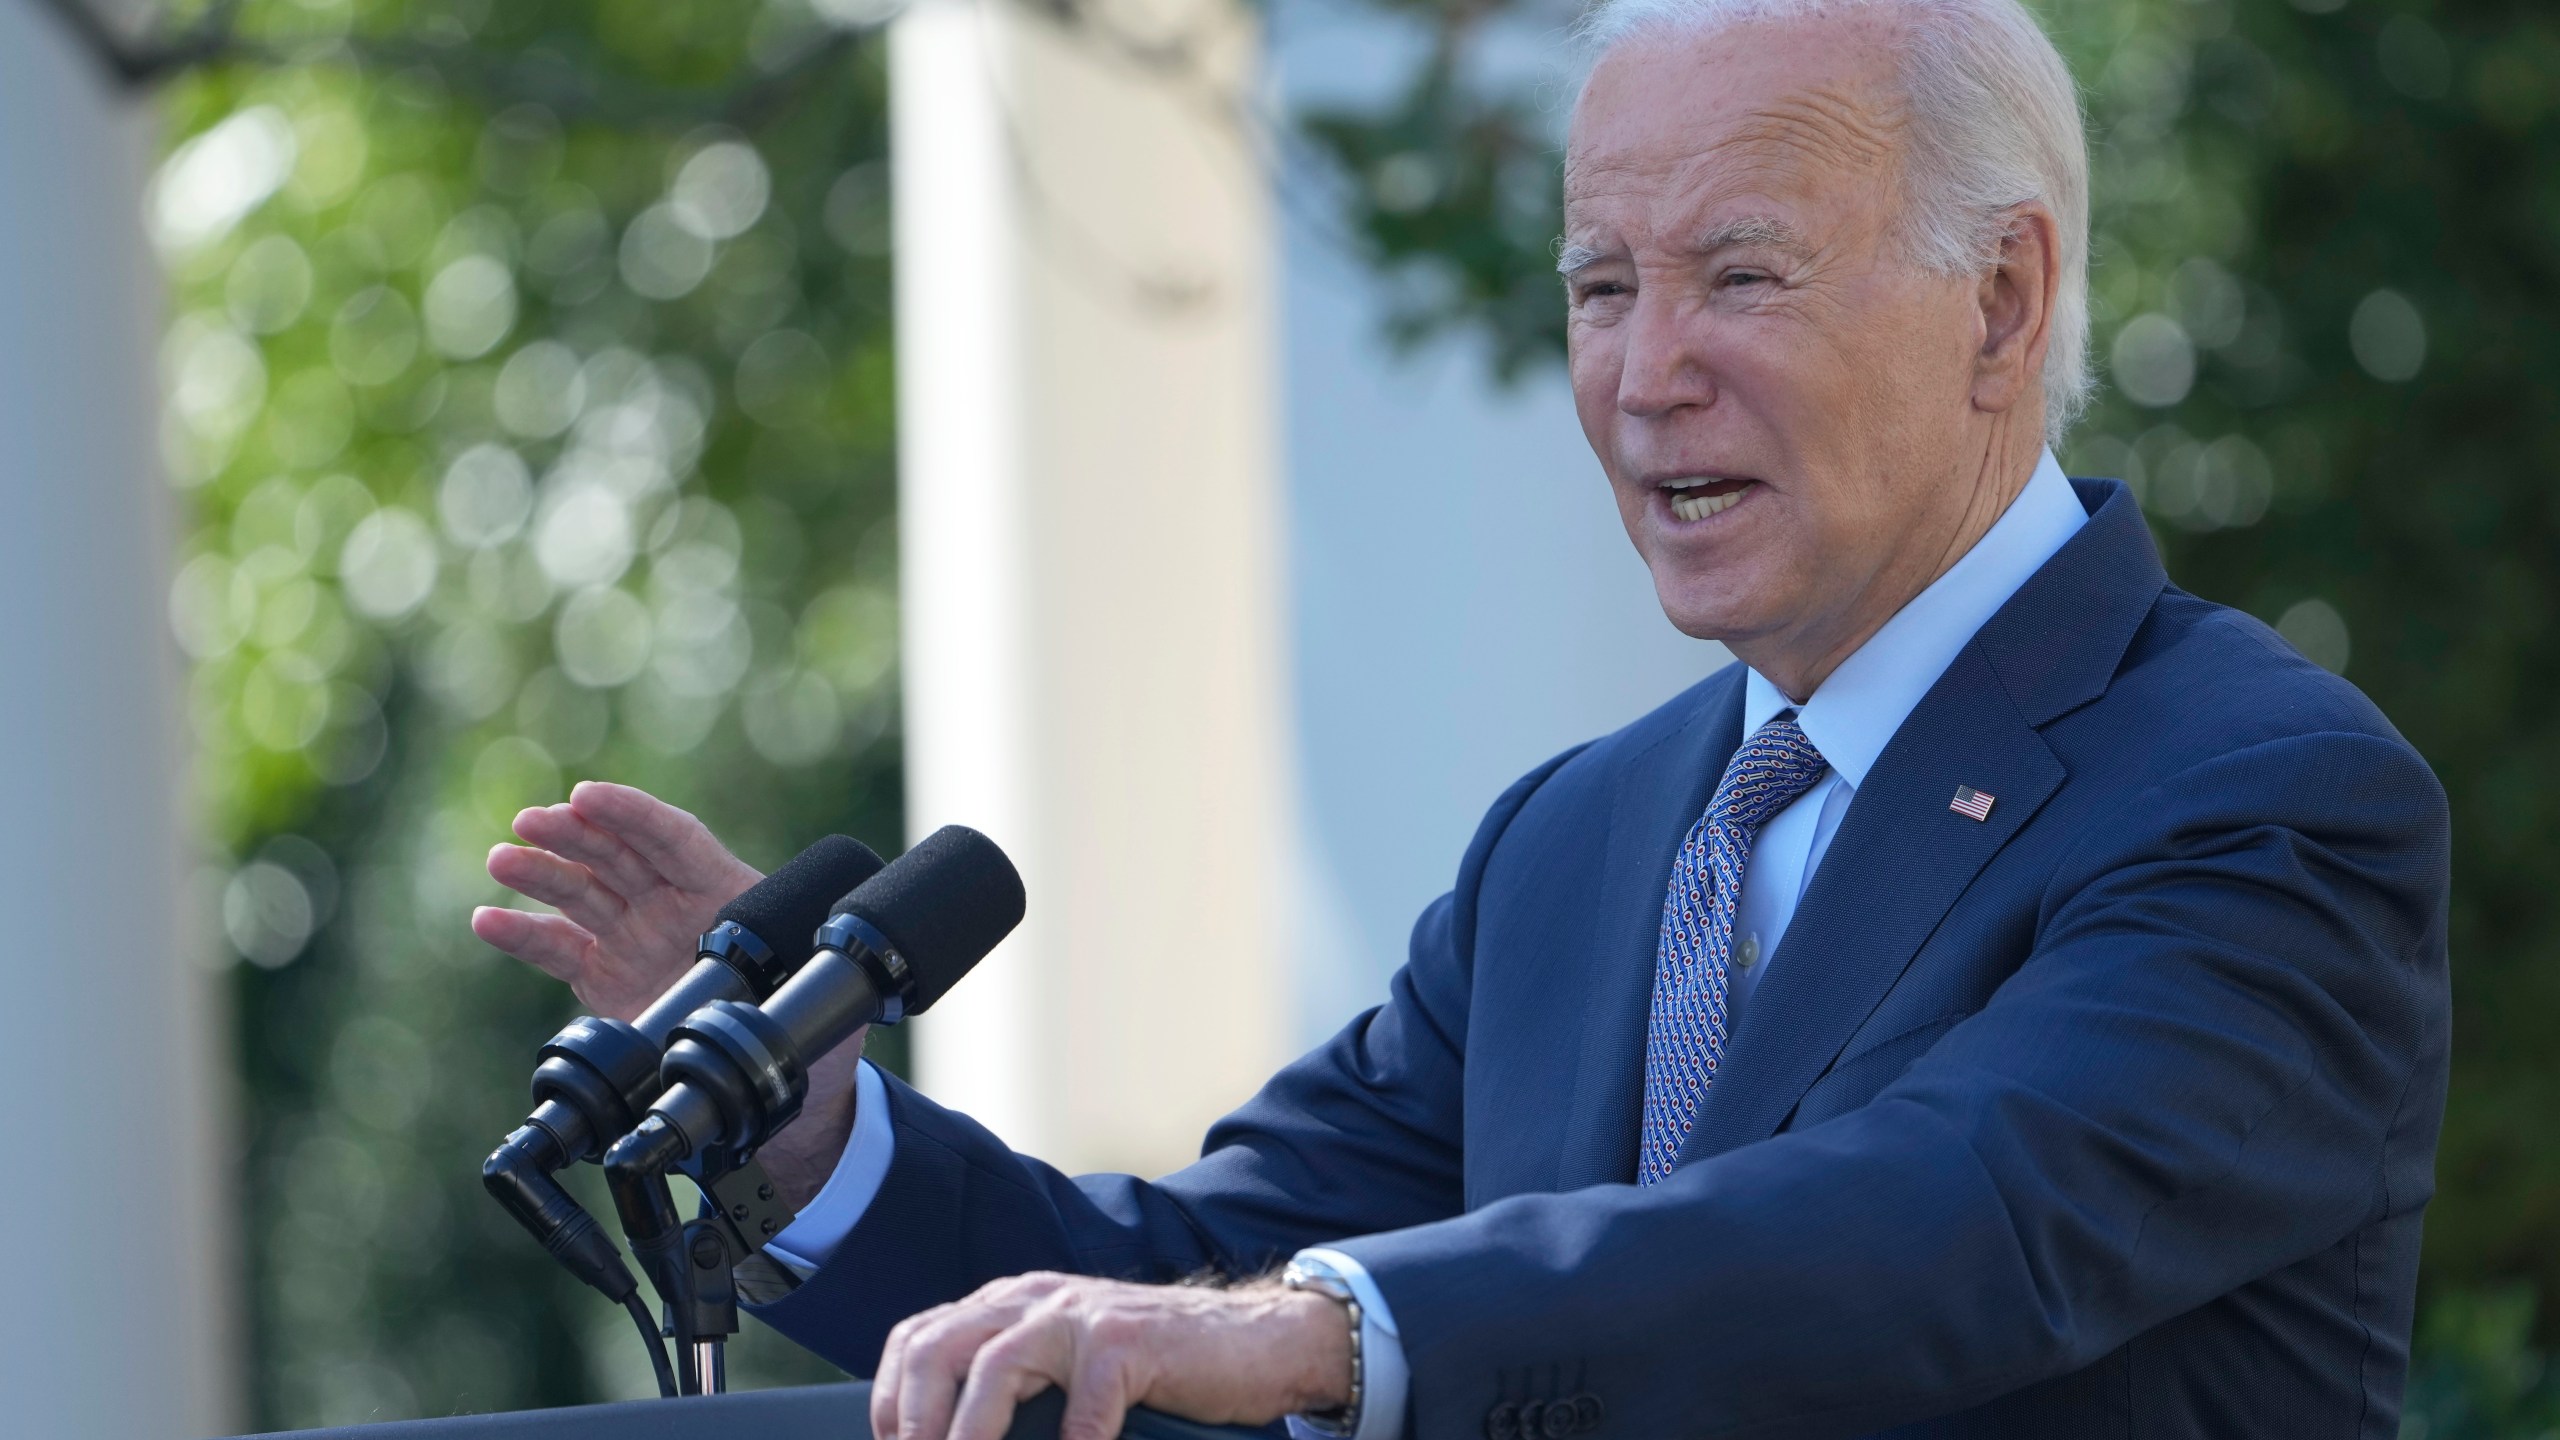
[619,203,715,301]
[2350,289,2427,383]
[424,254,519,360]
[228,233,316,334]
[339,509,441,619]
[741,668,841,766]
[439,443,535,548]
[532,480,636,589]
[670,139,772,241]
[153,106,298,254]
[553,585,653,688]
[2277,598,2351,674]
[330,286,423,387]
[225,860,315,967]
[2110,313,2197,408]
[494,340,588,438]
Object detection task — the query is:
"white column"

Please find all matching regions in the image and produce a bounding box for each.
[0,13,237,1440]
[893,0,1290,1176]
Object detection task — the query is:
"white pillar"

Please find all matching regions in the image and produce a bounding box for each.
[0,14,236,1440]
[893,0,1290,1177]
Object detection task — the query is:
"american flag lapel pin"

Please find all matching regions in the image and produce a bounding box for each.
[1949,785,1996,822]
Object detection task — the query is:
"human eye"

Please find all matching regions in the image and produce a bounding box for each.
[1570,273,1635,312]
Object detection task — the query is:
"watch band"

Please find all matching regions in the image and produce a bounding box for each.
[1282,1256,1365,1438]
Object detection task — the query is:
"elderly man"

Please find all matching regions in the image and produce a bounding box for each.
[477,0,2448,1435]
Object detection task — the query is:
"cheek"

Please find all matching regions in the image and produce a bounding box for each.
[1845,283,1980,408]
[1727,302,1867,407]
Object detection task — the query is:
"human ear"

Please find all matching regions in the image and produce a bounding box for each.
[1972,202,2060,415]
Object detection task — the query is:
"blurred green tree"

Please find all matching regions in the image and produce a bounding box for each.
[1298,0,2560,1430]
[149,0,907,1424]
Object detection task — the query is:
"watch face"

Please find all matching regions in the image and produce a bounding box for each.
[1286,1261,1358,1303]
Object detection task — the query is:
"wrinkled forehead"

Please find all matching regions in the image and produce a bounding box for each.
[1563,18,1911,227]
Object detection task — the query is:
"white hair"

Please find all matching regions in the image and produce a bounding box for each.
[1576,0,2094,441]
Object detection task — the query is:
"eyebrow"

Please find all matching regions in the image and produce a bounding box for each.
[1697,216,1811,254]
[1555,215,1812,277]
[1556,242,1605,276]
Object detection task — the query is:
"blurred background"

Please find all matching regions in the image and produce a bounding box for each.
[0,0,2549,1434]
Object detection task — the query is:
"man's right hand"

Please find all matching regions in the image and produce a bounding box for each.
[473,780,765,1023]
[472,780,868,1210]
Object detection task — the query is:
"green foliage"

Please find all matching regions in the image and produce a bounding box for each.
[155,1,905,1425]
[1297,8,1572,381]
[2403,1286,2560,1439]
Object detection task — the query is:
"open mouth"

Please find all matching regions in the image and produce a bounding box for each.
[1659,476,1758,522]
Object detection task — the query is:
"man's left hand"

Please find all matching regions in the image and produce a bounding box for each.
[869,1271,1354,1440]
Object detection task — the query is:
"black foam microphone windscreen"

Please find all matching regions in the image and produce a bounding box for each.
[720,833,886,971]
[833,825,1025,1014]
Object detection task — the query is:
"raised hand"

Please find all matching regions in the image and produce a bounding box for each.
[472,780,763,1022]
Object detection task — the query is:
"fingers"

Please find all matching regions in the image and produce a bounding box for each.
[873,1295,958,1434]
[510,803,666,901]
[485,843,627,937]
[569,782,756,896]
[878,1275,1074,1440]
[1054,1352,1138,1440]
[873,1299,964,1440]
[949,1311,1084,1440]
[871,1313,913,1439]
[895,1306,1022,1440]
[872,1274,1316,1440]
[470,907,595,981]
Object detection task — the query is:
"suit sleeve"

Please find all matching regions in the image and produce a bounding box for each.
[748,746,1590,1374]
[1327,730,2451,1439]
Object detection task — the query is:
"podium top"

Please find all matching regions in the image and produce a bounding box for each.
[238,1382,1270,1440]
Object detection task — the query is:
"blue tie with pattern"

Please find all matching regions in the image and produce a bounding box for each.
[1638,712,1830,1185]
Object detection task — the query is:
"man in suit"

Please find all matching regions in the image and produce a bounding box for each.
[474,0,2449,1435]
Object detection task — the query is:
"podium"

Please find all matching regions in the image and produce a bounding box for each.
[237,1382,1269,1439]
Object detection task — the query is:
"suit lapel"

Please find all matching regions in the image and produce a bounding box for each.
[1676,479,2166,1162]
[1552,669,1744,1192]
[1680,644,2063,1162]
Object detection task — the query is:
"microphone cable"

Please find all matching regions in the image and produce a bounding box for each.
[619,1290,679,1399]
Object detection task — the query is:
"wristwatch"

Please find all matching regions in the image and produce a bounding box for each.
[1282,1256,1365,1438]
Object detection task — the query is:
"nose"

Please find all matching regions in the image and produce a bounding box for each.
[1615,286,1716,418]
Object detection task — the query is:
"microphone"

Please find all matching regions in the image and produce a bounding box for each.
[482,834,884,1306]
[499,833,885,1171]
[605,825,1025,1179]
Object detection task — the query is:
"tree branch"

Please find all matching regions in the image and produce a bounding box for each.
[25,0,245,88]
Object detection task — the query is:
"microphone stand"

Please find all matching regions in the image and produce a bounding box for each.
[607,1144,800,1396]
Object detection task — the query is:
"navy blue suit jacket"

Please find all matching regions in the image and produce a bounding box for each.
[757,481,2451,1438]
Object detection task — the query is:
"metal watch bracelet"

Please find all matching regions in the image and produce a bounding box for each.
[1282,1257,1364,1438]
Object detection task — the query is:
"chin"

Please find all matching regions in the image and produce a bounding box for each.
[1650,582,1770,644]
[1636,543,1779,637]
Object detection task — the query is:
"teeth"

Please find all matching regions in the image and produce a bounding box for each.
[1670,488,1745,522]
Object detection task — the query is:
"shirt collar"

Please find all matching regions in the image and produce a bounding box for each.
[1742,448,2088,788]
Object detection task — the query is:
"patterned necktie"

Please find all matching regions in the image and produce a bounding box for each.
[1638,713,1830,1185]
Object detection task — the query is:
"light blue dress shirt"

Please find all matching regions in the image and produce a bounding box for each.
[771,451,2088,1440]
